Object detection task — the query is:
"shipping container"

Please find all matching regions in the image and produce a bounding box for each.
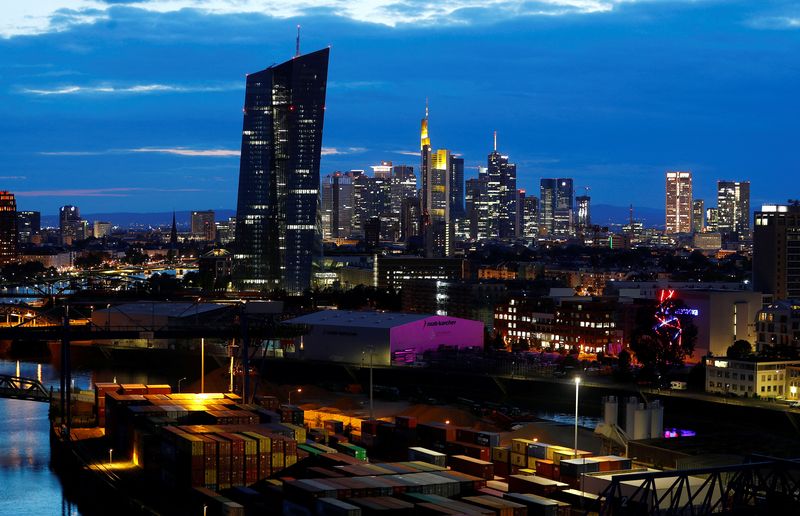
[503,492,562,516]
[408,447,447,467]
[317,497,362,516]
[448,455,494,480]
[492,446,510,464]
[461,495,527,516]
[145,384,172,395]
[507,475,568,497]
[444,441,490,462]
[395,416,417,429]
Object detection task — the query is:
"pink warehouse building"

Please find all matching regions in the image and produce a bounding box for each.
[285,310,484,365]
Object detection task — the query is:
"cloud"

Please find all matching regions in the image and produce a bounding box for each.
[19,82,239,96]
[131,147,240,157]
[321,146,367,155]
[39,147,239,157]
[0,176,27,180]
[15,187,205,197]
[392,149,421,156]
[0,1,705,38]
[748,15,800,30]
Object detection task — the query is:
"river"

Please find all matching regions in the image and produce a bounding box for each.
[0,358,174,516]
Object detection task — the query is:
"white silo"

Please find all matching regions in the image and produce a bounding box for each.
[649,400,664,438]
[603,396,618,426]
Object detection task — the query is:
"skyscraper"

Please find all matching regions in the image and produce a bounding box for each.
[717,180,751,237]
[519,191,539,240]
[321,171,355,239]
[576,195,591,234]
[449,156,465,219]
[16,211,40,244]
[692,199,705,233]
[0,192,18,265]
[191,210,216,241]
[753,203,800,300]
[420,103,453,257]
[553,179,574,236]
[539,179,556,236]
[488,132,517,238]
[665,171,692,234]
[234,47,329,293]
[59,205,85,244]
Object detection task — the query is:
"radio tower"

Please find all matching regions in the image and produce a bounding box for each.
[295,25,301,57]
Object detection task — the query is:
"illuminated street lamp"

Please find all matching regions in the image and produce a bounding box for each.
[289,387,302,405]
[573,377,581,458]
[108,448,113,464]
[177,377,187,393]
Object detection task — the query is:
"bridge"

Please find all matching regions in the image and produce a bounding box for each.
[0,374,51,402]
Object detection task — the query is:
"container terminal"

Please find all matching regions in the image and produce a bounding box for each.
[47,379,800,516]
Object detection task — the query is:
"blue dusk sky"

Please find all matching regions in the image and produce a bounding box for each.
[0,1,798,217]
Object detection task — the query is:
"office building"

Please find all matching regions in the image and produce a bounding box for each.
[449,155,465,220]
[400,196,421,243]
[59,205,86,244]
[0,192,18,265]
[321,171,355,239]
[420,105,453,257]
[665,171,692,234]
[692,199,705,233]
[706,207,719,233]
[755,301,800,354]
[353,172,390,238]
[753,204,800,300]
[706,357,800,399]
[191,210,216,241]
[375,256,465,291]
[519,191,539,240]
[576,195,591,234]
[540,178,574,236]
[389,165,417,242]
[233,47,329,293]
[93,221,112,238]
[16,211,40,244]
[488,133,517,238]
[717,180,751,237]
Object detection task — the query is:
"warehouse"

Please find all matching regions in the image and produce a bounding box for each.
[285,310,484,365]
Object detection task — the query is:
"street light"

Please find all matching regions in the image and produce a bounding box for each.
[178,377,187,393]
[573,377,581,458]
[289,387,302,405]
[108,448,113,464]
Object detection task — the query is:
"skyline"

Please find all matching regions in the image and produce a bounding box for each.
[0,1,798,214]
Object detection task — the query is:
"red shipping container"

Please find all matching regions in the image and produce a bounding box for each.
[218,432,245,487]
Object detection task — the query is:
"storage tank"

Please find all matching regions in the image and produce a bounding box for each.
[633,405,651,440]
[649,400,664,438]
[624,397,638,436]
[603,396,618,426]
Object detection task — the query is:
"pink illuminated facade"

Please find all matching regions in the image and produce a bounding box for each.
[285,310,484,365]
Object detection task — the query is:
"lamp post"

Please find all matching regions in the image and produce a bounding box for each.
[573,377,581,458]
[108,448,113,464]
[178,377,187,393]
[200,337,205,394]
[289,387,302,406]
[363,346,375,420]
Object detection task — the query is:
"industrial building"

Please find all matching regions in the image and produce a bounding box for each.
[705,357,800,398]
[284,310,484,366]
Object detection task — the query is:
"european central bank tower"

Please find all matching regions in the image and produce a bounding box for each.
[234,48,330,293]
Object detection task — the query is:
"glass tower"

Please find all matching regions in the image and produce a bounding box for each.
[234,48,329,293]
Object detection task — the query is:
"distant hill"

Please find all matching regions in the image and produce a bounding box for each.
[41,210,237,229]
[592,204,664,229]
[39,205,664,230]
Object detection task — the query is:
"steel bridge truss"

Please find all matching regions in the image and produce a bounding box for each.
[0,374,51,402]
[599,458,800,515]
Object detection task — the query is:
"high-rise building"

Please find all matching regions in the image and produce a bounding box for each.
[321,171,355,239]
[717,180,751,237]
[16,211,40,244]
[576,195,591,234]
[449,156,465,219]
[753,203,800,300]
[59,205,85,244]
[539,178,574,236]
[234,47,329,293]
[692,199,705,233]
[353,172,390,237]
[400,196,421,243]
[93,221,112,238]
[191,210,216,241]
[371,161,393,179]
[0,192,18,265]
[389,165,417,242]
[488,132,517,238]
[519,190,539,240]
[706,207,719,233]
[420,104,452,257]
[665,171,692,234]
[539,179,556,236]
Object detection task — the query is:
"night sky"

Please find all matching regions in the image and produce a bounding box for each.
[0,1,797,216]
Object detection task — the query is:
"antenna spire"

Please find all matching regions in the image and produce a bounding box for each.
[425,97,429,118]
[295,25,301,57]
[493,130,497,152]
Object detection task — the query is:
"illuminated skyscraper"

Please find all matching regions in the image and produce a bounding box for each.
[17,211,40,244]
[717,180,750,237]
[191,210,216,241]
[488,132,517,238]
[420,103,453,257]
[576,195,591,233]
[321,171,355,239]
[234,48,329,293]
[665,171,692,234]
[519,191,539,240]
[59,205,86,244]
[692,199,705,233]
[0,192,18,265]
[539,178,573,236]
[753,203,800,300]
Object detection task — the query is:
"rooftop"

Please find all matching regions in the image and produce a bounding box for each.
[285,310,434,329]
[96,302,227,318]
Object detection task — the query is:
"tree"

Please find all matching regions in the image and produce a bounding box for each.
[726,339,752,359]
